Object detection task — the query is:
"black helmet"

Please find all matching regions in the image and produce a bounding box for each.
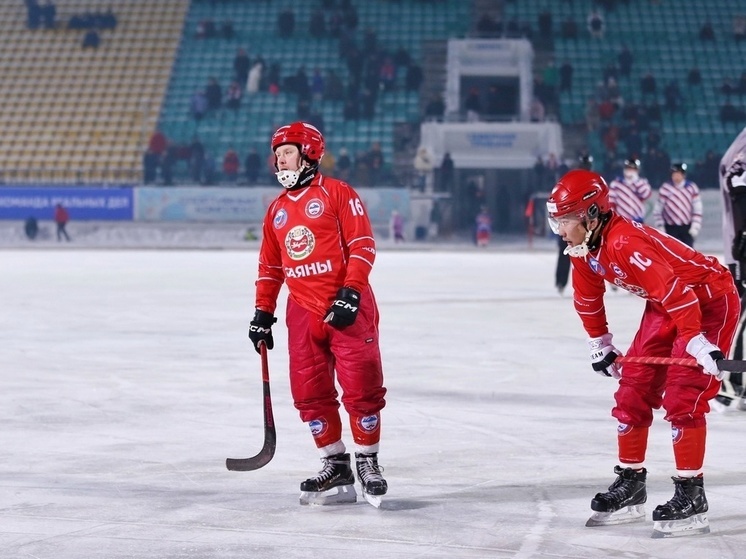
[671,162,687,174]
[623,158,640,170]
[578,154,594,170]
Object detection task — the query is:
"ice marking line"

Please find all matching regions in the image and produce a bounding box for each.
[514,494,553,559]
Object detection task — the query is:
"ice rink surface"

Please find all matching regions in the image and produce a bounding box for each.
[2,247,745,559]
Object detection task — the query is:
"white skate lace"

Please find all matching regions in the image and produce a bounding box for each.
[311,457,337,483]
[357,456,384,483]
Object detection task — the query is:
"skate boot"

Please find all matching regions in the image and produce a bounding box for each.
[651,476,710,538]
[299,453,356,506]
[355,452,387,507]
[586,465,647,526]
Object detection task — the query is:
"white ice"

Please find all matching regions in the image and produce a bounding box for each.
[1,245,745,558]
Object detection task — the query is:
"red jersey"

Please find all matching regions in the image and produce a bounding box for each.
[255,174,376,317]
[572,214,735,340]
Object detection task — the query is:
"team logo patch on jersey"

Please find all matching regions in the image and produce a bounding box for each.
[285,225,315,260]
[617,423,633,436]
[273,208,288,229]
[612,235,630,250]
[613,278,648,297]
[589,257,606,276]
[610,262,627,279]
[671,427,683,444]
[305,198,324,219]
[357,414,379,433]
[309,419,327,437]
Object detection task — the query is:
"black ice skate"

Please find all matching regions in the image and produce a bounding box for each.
[355,452,387,508]
[586,465,647,527]
[651,476,710,538]
[299,453,357,506]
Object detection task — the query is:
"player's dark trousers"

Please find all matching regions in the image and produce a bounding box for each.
[664,224,693,247]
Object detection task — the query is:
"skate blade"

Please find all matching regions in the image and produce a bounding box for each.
[362,491,383,508]
[586,505,645,527]
[651,514,710,538]
[299,484,357,506]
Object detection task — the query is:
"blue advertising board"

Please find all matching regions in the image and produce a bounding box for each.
[0,187,134,220]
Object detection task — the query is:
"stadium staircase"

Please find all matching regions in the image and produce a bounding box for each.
[504,0,746,167]
[159,0,469,184]
[0,0,187,184]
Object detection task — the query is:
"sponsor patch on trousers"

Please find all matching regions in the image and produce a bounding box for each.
[358,414,379,432]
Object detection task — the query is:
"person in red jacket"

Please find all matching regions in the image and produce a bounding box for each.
[248,122,387,506]
[547,170,739,538]
[54,203,71,241]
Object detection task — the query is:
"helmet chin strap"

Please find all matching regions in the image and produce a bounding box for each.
[564,228,593,258]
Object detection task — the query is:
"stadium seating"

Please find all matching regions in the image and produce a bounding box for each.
[0,0,187,184]
[504,0,746,166]
[158,0,469,183]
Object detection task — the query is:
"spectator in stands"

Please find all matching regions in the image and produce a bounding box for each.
[561,15,578,40]
[225,80,243,114]
[337,148,352,182]
[233,48,251,85]
[308,109,325,135]
[440,152,454,192]
[143,149,159,184]
[189,136,205,184]
[310,68,325,104]
[54,203,71,242]
[530,96,546,122]
[413,146,434,192]
[464,87,482,122]
[368,142,385,186]
[476,12,500,37]
[294,65,311,101]
[277,7,295,37]
[82,29,100,48]
[735,15,746,42]
[720,100,746,123]
[379,57,397,92]
[559,60,573,92]
[309,7,326,38]
[246,61,263,94]
[663,80,684,113]
[25,0,42,30]
[587,9,604,39]
[41,1,56,29]
[360,87,375,119]
[363,27,379,54]
[617,45,633,76]
[324,69,344,101]
[190,89,208,123]
[699,20,715,41]
[484,84,503,119]
[343,97,359,121]
[161,143,177,186]
[687,67,702,86]
[148,129,167,159]
[640,72,657,97]
[205,77,222,111]
[720,77,737,96]
[585,96,600,132]
[100,8,116,29]
[296,98,311,120]
[203,151,217,185]
[538,8,552,37]
[393,45,411,69]
[598,98,615,122]
[738,71,746,95]
[320,147,335,176]
[244,147,261,185]
[405,62,424,92]
[223,148,240,183]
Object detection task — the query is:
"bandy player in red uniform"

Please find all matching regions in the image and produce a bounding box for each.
[248,122,387,506]
[547,170,739,537]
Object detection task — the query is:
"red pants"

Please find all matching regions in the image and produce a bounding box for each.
[613,290,739,430]
[286,285,386,449]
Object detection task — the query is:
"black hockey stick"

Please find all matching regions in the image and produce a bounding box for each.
[226,341,276,471]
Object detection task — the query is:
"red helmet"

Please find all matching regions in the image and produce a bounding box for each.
[270,121,325,163]
[547,169,611,221]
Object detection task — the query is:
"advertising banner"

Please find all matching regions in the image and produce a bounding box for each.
[0,187,134,220]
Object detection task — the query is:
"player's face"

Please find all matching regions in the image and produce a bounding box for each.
[672,170,685,183]
[555,215,588,246]
[275,144,301,171]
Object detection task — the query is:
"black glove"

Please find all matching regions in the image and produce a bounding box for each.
[324,287,361,328]
[248,309,277,353]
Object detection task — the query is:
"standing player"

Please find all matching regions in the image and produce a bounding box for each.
[652,163,702,247]
[608,159,652,223]
[719,126,746,409]
[547,169,738,537]
[249,121,388,506]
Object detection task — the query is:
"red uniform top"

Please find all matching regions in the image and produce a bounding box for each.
[255,173,376,317]
[572,214,735,340]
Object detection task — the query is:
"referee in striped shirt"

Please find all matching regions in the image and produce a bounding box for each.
[652,162,702,247]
